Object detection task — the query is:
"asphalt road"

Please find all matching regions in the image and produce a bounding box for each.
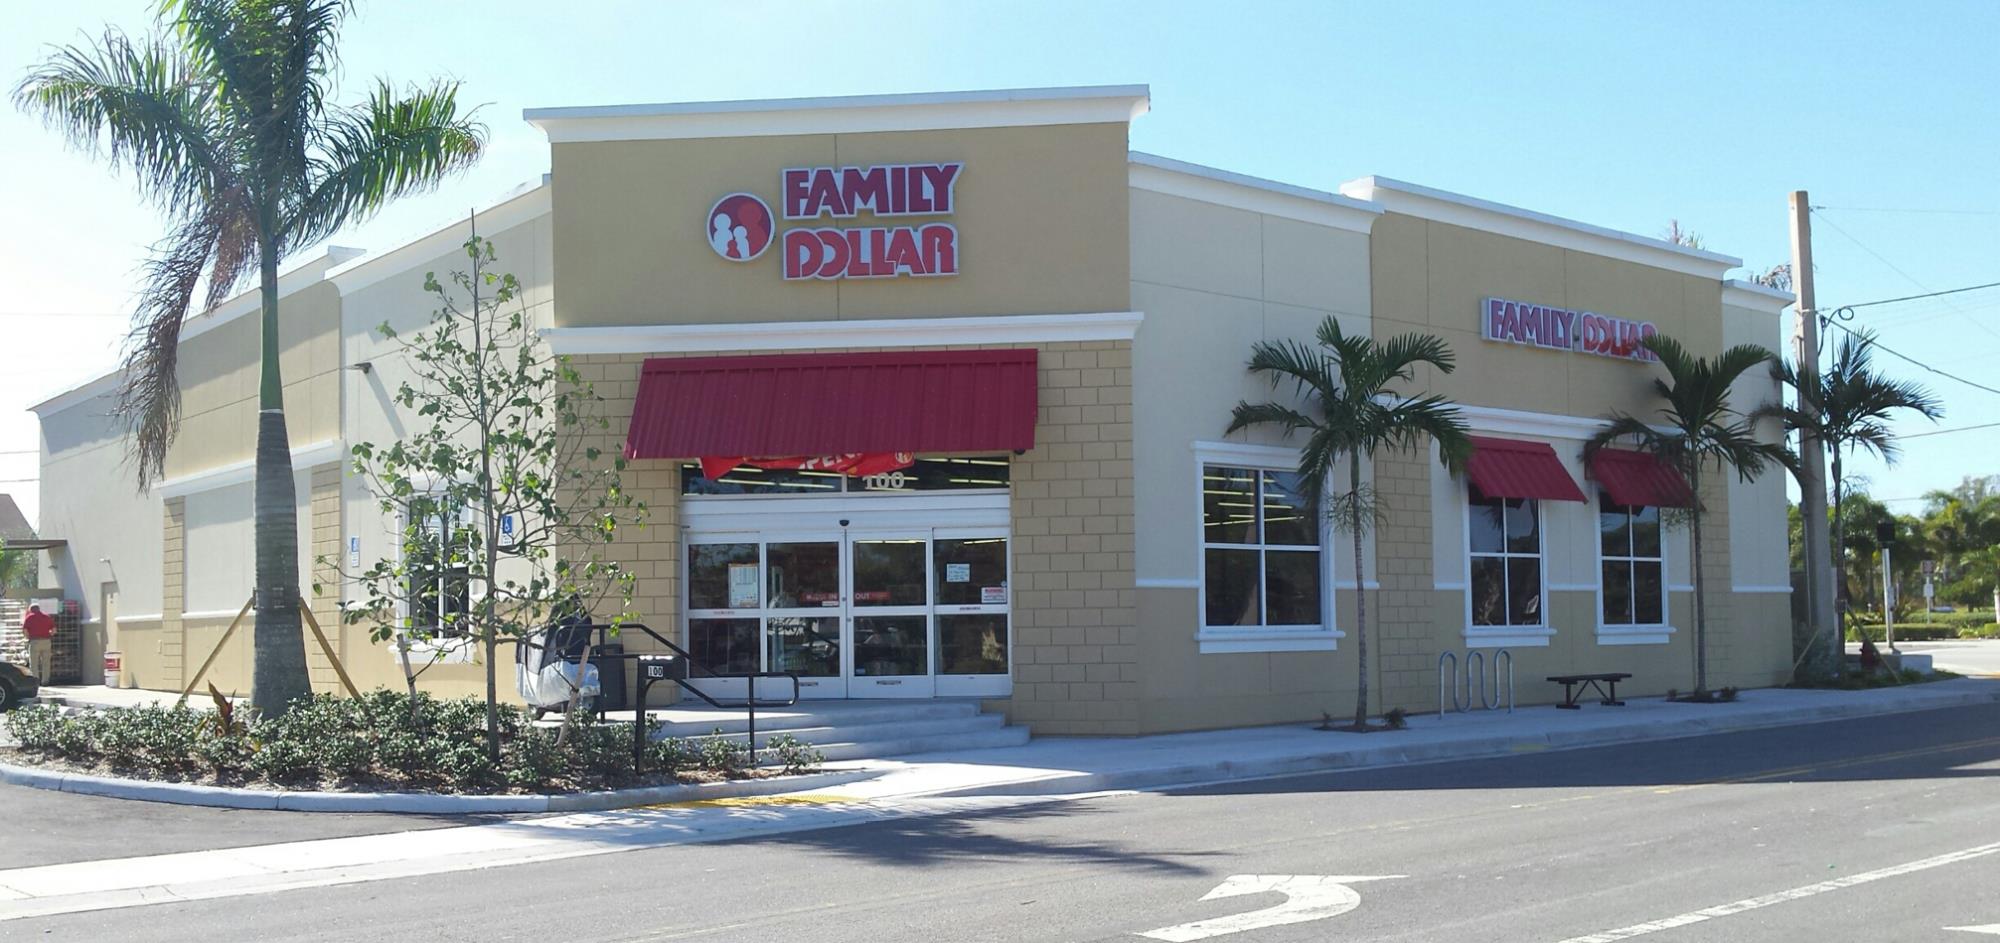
[0,777,486,869]
[13,701,2000,942]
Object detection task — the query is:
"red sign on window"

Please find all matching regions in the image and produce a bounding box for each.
[698,452,915,481]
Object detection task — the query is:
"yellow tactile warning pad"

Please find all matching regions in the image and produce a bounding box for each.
[641,793,856,810]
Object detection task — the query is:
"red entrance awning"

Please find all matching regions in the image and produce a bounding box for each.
[1465,435,1586,502]
[1589,448,1695,508]
[624,349,1039,463]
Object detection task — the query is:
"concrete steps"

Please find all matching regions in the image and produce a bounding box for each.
[646,699,1029,762]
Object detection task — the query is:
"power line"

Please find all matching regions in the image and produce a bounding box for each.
[1898,420,2000,440]
[1811,208,2000,345]
[1836,281,2000,311]
[1821,316,2000,398]
[1812,204,2000,217]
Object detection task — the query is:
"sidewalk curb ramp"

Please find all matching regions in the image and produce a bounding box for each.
[0,763,877,814]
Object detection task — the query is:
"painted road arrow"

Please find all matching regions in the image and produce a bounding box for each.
[1137,874,1405,942]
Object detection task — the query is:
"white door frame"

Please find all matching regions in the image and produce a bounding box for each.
[681,492,1012,700]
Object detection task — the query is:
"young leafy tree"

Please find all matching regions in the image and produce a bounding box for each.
[1762,329,1942,671]
[1228,316,1472,731]
[16,0,484,715]
[1586,334,1788,695]
[341,237,644,757]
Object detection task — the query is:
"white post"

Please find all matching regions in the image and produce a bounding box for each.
[1882,544,1896,652]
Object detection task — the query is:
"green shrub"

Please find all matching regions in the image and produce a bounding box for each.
[765,734,824,775]
[503,728,570,791]
[4,704,64,752]
[647,737,698,775]
[696,730,749,775]
[3,690,823,794]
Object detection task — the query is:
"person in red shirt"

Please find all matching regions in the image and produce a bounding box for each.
[20,604,55,684]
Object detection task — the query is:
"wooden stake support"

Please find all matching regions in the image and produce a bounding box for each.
[175,594,366,707]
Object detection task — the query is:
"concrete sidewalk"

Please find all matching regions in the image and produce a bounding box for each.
[814,677,2000,802]
[31,685,232,711]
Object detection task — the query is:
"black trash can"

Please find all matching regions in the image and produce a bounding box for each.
[591,642,627,712]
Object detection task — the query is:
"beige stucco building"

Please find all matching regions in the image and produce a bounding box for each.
[31,86,1796,734]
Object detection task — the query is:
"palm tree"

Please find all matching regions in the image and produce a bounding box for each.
[1228,316,1471,730]
[17,1,484,714]
[1763,329,1941,665]
[1586,334,1788,696]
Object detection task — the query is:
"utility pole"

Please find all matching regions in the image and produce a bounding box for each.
[1790,191,1840,679]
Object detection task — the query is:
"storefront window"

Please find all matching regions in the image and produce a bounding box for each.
[1600,497,1665,625]
[1202,465,1322,628]
[1470,492,1542,626]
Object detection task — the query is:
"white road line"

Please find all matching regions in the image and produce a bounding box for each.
[1947,926,2000,936]
[1555,840,2000,943]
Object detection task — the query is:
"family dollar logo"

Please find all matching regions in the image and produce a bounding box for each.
[706,193,775,262]
[704,162,963,281]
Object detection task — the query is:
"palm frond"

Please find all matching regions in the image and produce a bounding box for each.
[14,28,229,222]
[293,78,484,246]
[1244,337,1336,404]
[119,212,223,487]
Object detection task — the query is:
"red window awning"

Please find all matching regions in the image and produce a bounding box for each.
[1465,435,1586,502]
[624,349,1039,465]
[1590,448,1695,508]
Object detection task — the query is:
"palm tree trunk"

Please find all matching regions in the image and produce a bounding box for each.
[1349,456,1369,729]
[1689,464,1709,694]
[251,240,310,716]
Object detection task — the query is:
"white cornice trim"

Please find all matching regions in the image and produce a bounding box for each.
[1190,440,1301,467]
[1136,577,1199,590]
[1722,279,1796,315]
[330,178,551,295]
[525,85,1151,143]
[1453,404,1608,441]
[157,439,344,498]
[1338,176,1742,279]
[541,311,1144,355]
[30,371,123,416]
[32,247,361,414]
[1129,152,1383,234]
[180,246,363,344]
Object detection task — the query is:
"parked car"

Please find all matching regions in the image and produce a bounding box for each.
[1,659,37,710]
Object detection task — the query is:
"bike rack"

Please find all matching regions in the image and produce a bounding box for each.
[1437,651,1459,716]
[1437,648,1514,717]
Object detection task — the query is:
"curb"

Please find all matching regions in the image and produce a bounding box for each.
[0,762,879,815]
[935,681,2000,799]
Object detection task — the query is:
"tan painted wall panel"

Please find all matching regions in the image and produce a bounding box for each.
[551,123,1130,327]
[163,280,343,479]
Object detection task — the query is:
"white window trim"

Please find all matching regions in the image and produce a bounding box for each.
[1590,489,1678,646]
[394,488,480,665]
[1463,486,1554,648]
[1193,441,1343,654]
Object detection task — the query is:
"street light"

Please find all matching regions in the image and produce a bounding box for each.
[1876,521,1898,652]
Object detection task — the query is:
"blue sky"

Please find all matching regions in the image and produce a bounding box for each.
[3,0,1997,525]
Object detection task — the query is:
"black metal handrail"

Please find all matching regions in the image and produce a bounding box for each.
[569,622,800,771]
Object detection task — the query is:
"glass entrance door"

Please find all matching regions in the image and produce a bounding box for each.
[847,535,934,698]
[683,525,1011,700]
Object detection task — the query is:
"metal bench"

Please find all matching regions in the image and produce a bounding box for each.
[1547,672,1631,709]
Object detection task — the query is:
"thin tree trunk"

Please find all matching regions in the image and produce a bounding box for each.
[1689,464,1709,695]
[1350,456,1369,730]
[471,239,503,761]
[251,240,310,716]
